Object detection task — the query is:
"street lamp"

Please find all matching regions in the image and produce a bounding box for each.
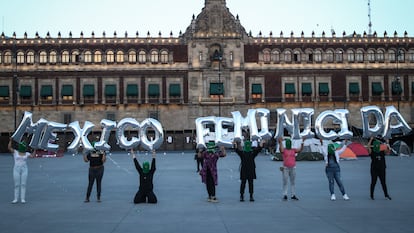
[394,48,403,111]
[213,49,223,117]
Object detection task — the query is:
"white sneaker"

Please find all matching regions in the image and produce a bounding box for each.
[21,199,26,204]
[343,194,350,200]
[12,199,18,204]
[330,194,336,201]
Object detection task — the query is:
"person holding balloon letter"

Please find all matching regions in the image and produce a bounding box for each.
[131,149,158,204]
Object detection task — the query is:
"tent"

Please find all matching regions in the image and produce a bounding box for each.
[347,142,369,157]
[339,147,357,160]
[391,140,411,157]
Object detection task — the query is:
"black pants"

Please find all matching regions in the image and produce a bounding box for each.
[86,166,104,199]
[240,179,254,195]
[196,158,203,172]
[370,166,389,197]
[206,169,215,197]
[134,190,157,204]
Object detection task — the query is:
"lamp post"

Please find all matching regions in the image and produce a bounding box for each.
[218,54,222,117]
[395,48,402,111]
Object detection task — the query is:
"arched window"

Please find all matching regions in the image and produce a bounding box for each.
[151,50,159,63]
[27,51,35,64]
[106,50,114,63]
[4,51,12,64]
[128,50,137,63]
[160,50,169,64]
[347,50,355,62]
[263,49,271,63]
[356,49,364,62]
[326,50,334,62]
[84,51,92,63]
[271,50,280,62]
[283,50,292,62]
[49,51,57,64]
[61,51,69,64]
[293,50,301,62]
[94,50,102,63]
[138,50,146,63]
[397,49,405,62]
[335,50,343,62]
[17,51,25,64]
[408,49,414,62]
[71,50,80,63]
[388,50,396,62]
[314,50,322,62]
[116,50,124,63]
[376,49,385,62]
[39,51,48,64]
[367,49,375,62]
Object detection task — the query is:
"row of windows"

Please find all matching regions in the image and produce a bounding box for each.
[0,83,182,104]
[0,49,172,65]
[261,48,414,63]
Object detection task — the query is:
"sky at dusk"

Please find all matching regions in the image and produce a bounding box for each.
[1,0,413,38]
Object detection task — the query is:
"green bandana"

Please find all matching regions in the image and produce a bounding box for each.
[207,142,216,153]
[328,144,335,154]
[285,139,292,149]
[373,140,381,153]
[143,161,150,174]
[18,142,26,153]
[243,141,252,152]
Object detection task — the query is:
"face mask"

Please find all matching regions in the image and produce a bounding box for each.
[18,142,26,153]
[285,139,292,149]
[328,144,335,154]
[243,141,252,152]
[207,142,216,153]
[373,140,381,153]
[143,162,150,174]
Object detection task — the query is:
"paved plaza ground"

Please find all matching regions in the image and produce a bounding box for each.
[1,150,414,233]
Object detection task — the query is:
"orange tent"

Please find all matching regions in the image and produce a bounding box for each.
[339,147,357,160]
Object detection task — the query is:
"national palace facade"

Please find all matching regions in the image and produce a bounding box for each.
[1,0,413,151]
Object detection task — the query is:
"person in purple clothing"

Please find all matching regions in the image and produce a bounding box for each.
[199,142,226,202]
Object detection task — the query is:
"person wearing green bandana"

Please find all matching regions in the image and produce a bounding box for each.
[278,137,304,201]
[8,138,32,204]
[368,137,391,200]
[320,139,350,201]
[234,139,265,202]
[131,149,157,204]
[199,141,226,202]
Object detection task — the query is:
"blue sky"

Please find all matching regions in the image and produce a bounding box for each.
[1,0,413,38]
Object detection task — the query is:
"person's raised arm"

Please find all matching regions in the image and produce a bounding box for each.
[278,137,284,153]
[296,138,305,153]
[8,138,13,153]
[367,137,374,154]
[151,150,156,171]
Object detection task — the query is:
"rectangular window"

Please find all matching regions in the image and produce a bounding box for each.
[126,84,139,97]
[83,84,95,97]
[40,85,53,100]
[148,84,160,97]
[301,83,312,96]
[19,85,32,98]
[63,113,72,124]
[349,82,360,95]
[285,83,296,94]
[251,84,262,99]
[412,82,414,94]
[169,84,181,97]
[372,82,383,96]
[0,85,10,100]
[210,83,224,95]
[319,83,329,96]
[105,84,117,97]
[61,85,74,101]
[391,81,402,95]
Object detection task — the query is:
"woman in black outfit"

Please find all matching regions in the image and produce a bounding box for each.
[368,137,391,200]
[234,140,264,202]
[131,149,157,204]
[83,149,106,202]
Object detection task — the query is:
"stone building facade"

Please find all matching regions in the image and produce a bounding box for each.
[0,0,413,151]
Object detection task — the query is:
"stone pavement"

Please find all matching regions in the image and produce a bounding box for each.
[1,150,414,233]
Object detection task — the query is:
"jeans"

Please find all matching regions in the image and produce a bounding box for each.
[86,166,104,199]
[325,163,346,195]
[13,164,28,201]
[282,167,296,196]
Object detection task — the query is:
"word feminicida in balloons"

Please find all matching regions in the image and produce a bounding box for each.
[195,105,411,149]
[11,112,164,153]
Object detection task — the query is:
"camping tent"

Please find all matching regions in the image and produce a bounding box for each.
[347,142,369,157]
[391,140,411,157]
[339,147,357,160]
